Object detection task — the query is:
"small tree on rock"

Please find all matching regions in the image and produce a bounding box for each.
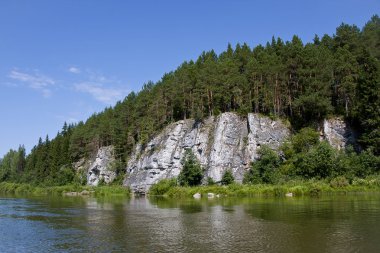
[178,149,203,186]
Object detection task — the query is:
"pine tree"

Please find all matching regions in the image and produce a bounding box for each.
[178,149,203,186]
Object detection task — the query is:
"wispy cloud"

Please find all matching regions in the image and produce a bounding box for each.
[68,67,81,74]
[74,82,127,104]
[7,67,129,103]
[9,70,55,97]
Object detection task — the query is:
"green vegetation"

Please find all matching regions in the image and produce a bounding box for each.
[149,178,178,196]
[0,16,379,187]
[221,170,235,185]
[0,182,130,197]
[242,128,379,187]
[244,146,282,184]
[148,177,380,198]
[207,177,216,185]
[178,149,203,186]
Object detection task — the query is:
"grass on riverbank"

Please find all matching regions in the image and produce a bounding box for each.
[149,176,380,198]
[0,182,131,197]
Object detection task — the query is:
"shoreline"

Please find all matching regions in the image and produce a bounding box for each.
[0,182,130,197]
[1,178,380,199]
[148,178,380,198]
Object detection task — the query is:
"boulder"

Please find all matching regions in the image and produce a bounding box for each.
[193,193,201,199]
[207,193,215,198]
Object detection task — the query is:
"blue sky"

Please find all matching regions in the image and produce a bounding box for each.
[0,0,379,157]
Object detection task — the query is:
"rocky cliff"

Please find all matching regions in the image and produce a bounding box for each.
[74,146,116,186]
[72,114,357,192]
[322,118,357,150]
[124,113,290,193]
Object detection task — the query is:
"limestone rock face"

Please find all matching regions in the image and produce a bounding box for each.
[87,146,116,186]
[247,114,290,160]
[73,158,90,173]
[206,113,248,182]
[124,117,214,194]
[124,113,290,193]
[322,118,357,150]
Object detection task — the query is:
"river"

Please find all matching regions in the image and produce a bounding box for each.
[0,194,380,252]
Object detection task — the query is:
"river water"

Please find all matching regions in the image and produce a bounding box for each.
[0,194,380,253]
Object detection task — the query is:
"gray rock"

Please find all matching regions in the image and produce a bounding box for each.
[193,193,201,199]
[247,114,290,160]
[322,118,357,150]
[124,118,213,193]
[63,192,78,197]
[80,190,90,195]
[207,193,215,198]
[206,113,248,182]
[87,146,116,186]
[124,112,290,194]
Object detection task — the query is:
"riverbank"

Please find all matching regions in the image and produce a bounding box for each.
[2,176,380,199]
[0,182,130,197]
[149,176,380,198]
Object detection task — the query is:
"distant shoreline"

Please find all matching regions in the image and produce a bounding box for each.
[0,182,130,197]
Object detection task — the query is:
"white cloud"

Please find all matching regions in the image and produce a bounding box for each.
[9,70,55,97]
[74,82,127,104]
[7,68,129,103]
[68,67,81,74]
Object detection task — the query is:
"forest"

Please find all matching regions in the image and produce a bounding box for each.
[1,16,379,186]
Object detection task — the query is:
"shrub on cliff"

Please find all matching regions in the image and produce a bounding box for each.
[244,145,282,184]
[178,149,203,186]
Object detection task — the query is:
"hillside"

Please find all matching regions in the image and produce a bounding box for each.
[0,16,379,186]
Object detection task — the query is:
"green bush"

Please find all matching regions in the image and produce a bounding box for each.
[94,185,130,196]
[207,177,216,185]
[244,145,281,184]
[178,149,203,186]
[352,175,380,187]
[149,178,177,195]
[98,178,106,186]
[243,165,261,184]
[293,142,337,179]
[73,168,87,186]
[273,186,287,197]
[221,170,234,185]
[55,166,75,186]
[308,185,322,197]
[110,173,125,186]
[330,176,349,188]
[283,127,319,155]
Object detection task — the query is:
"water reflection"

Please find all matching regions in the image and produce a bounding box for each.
[0,194,380,252]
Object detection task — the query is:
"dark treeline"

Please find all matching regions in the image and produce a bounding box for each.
[1,16,379,186]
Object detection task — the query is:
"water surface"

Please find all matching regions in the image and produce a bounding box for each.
[1,194,379,252]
